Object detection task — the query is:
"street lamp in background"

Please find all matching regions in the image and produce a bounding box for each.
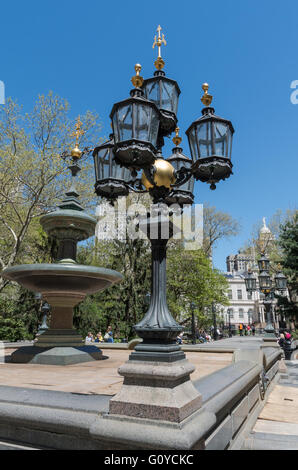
[190,302,196,345]
[212,302,218,340]
[245,259,287,338]
[227,308,232,337]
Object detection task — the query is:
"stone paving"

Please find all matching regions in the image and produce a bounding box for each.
[244,360,298,450]
[0,348,232,396]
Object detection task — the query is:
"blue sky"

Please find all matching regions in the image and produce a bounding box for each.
[1,0,297,270]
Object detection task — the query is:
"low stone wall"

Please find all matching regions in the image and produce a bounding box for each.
[0,341,282,450]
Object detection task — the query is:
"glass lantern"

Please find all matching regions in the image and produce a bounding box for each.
[165,146,194,206]
[258,254,270,272]
[275,271,287,291]
[244,271,257,292]
[110,88,160,170]
[186,107,234,190]
[93,135,131,199]
[142,71,180,136]
[258,271,272,292]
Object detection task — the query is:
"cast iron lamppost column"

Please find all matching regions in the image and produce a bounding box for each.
[190,302,196,345]
[245,258,287,339]
[212,302,218,340]
[93,26,235,423]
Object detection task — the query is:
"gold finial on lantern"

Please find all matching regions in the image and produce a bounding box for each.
[131,63,144,88]
[201,83,213,107]
[71,116,84,159]
[153,25,167,70]
[172,127,182,147]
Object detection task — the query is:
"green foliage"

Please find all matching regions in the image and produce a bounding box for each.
[279,211,298,291]
[166,243,229,328]
[74,236,151,340]
[0,286,41,340]
[0,92,101,291]
[0,317,29,342]
[278,211,298,320]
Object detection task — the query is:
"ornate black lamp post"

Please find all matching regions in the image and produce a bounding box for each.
[244,258,287,338]
[92,26,235,421]
[190,302,196,345]
[227,308,232,337]
[212,302,218,340]
[94,51,234,357]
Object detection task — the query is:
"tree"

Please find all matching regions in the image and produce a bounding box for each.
[167,245,229,328]
[278,211,298,321]
[74,236,151,340]
[0,93,101,291]
[202,203,240,256]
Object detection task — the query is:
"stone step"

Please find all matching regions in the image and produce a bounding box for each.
[243,420,298,450]
[0,439,40,450]
[243,436,298,450]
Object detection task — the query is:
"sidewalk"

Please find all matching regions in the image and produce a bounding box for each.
[244,360,298,450]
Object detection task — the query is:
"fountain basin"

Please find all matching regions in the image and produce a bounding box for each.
[1,263,123,364]
[2,263,122,295]
[40,209,97,242]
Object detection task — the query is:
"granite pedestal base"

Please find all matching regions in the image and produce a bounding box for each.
[10,345,102,365]
[8,327,103,364]
[109,357,202,423]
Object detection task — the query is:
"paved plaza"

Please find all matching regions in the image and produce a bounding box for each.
[0,348,232,395]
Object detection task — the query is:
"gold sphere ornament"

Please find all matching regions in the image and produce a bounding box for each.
[70,145,82,159]
[142,159,176,190]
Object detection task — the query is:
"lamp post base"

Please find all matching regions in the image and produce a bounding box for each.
[109,353,202,423]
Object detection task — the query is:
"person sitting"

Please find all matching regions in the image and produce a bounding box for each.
[104,325,114,343]
[176,332,183,344]
[278,333,285,348]
[94,331,103,343]
[85,332,93,343]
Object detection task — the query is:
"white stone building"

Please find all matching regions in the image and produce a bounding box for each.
[218,272,265,331]
[218,218,278,331]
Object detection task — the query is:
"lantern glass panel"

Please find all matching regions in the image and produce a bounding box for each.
[96,147,110,179]
[188,127,199,161]
[149,107,159,144]
[135,104,150,141]
[94,141,131,182]
[117,104,133,141]
[160,80,178,114]
[144,81,159,108]
[214,122,231,158]
[170,156,194,193]
[197,122,213,157]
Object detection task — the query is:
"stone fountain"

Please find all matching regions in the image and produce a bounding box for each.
[1,121,123,365]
